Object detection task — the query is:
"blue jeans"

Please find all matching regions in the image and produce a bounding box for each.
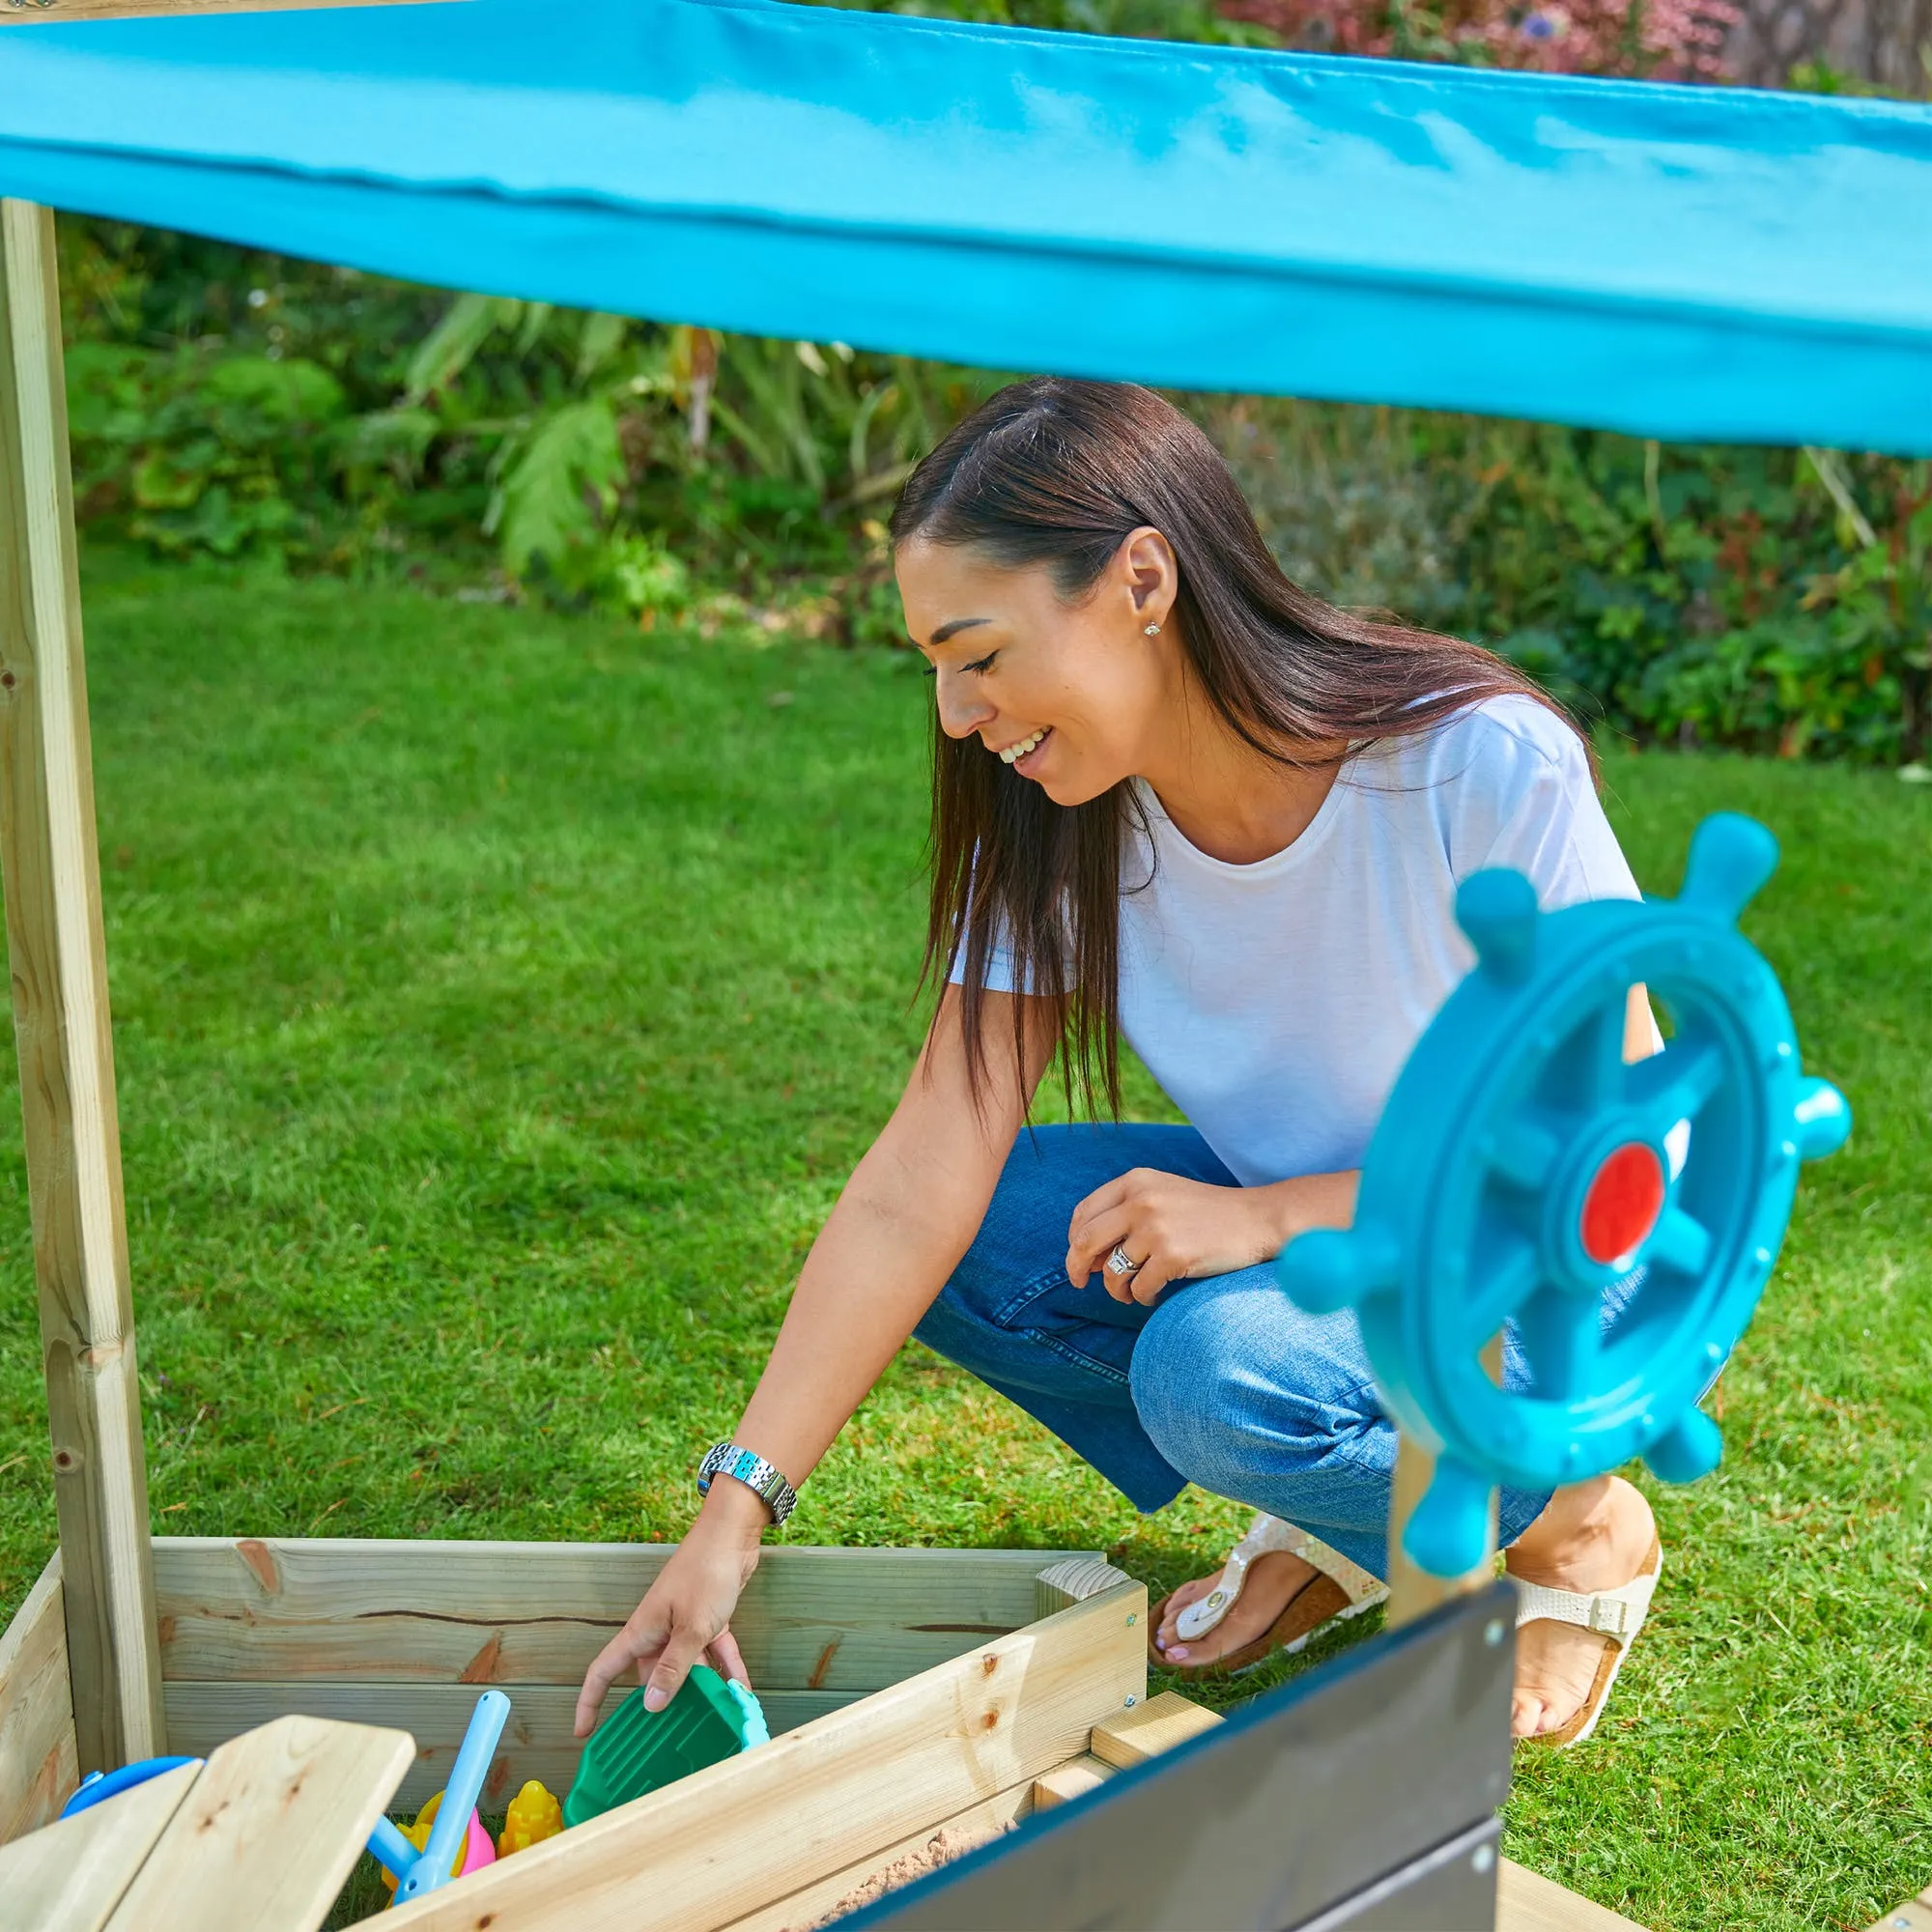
[914,1122,1559,1580]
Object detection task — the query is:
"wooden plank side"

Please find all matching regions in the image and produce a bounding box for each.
[715,1778,1038,1932]
[1089,1689,1222,1770]
[0,0,460,22]
[0,1550,79,1840]
[0,198,163,1775]
[0,1755,198,1932]
[1031,1750,1114,1810]
[153,1539,1087,1690]
[384,1580,1147,1932]
[105,1715,412,1932]
[1498,1859,1649,1932]
[165,1681,858,1809]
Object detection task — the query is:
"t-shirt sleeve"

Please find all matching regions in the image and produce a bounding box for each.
[946,921,1022,995]
[1448,697,1641,911]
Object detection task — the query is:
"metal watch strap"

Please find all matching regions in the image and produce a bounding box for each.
[697,1441,798,1526]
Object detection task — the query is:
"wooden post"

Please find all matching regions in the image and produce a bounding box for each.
[0,199,163,1771]
[1384,1336,1504,1632]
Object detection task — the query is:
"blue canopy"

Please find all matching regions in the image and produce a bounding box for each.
[1,0,1928,452]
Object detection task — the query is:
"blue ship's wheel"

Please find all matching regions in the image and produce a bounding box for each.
[1279,814,1849,1578]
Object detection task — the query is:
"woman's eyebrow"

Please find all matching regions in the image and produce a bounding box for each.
[929,617,992,645]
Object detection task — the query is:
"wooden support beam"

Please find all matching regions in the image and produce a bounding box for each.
[0,1550,78,1841]
[0,199,163,1774]
[1030,1751,1114,1810]
[1088,1689,1222,1770]
[0,0,460,23]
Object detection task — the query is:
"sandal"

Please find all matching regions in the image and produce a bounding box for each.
[1150,1513,1389,1679]
[1512,1535,1662,1747]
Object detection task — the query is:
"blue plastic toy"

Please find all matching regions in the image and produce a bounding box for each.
[59,1755,201,1820]
[366,1688,510,1904]
[1279,813,1850,1578]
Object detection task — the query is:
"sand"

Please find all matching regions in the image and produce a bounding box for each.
[789,1821,1012,1929]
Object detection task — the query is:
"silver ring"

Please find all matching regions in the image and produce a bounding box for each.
[1105,1244,1144,1278]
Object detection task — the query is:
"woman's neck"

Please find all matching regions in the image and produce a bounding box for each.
[1138,686,1342,867]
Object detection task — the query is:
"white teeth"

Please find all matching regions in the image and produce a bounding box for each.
[999,729,1046,764]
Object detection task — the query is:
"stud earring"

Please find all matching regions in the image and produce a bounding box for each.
[1143,622,1161,637]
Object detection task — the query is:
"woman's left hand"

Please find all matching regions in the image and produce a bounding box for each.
[1065,1169,1295,1307]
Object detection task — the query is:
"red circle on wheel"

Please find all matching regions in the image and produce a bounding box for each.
[1579,1143,1666,1264]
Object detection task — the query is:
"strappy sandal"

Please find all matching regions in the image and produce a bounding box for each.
[1512,1536,1662,1747]
[1150,1513,1389,1679]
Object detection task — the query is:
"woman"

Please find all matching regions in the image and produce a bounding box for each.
[575,379,1662,1751]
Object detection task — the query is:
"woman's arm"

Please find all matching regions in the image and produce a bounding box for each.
[574,984,1055,1734]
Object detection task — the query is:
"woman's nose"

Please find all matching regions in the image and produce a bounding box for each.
[934,670,994,741]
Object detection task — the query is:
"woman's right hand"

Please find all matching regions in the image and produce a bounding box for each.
[573,1483,767,1738]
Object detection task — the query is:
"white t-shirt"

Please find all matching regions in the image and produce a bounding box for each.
[959,696,1643,1188]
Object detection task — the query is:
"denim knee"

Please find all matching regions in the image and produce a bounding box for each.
[1126,1266,1390,1506]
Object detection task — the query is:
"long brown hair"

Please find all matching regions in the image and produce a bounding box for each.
[892,378,1582,1114]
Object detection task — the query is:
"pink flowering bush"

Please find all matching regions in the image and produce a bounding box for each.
[1217,0,1740,80]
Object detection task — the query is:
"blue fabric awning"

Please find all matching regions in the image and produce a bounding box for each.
[1,0,1928,451]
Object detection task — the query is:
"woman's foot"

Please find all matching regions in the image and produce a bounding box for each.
[1153,1548,1320,1666]
[1151,1479,1657,1735]
[1503,1475,1657,1739]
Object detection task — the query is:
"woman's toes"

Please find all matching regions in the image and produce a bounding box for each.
[1155,1576,1218,1652]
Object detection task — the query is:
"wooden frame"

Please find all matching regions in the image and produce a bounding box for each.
[0,1540,1144,1929]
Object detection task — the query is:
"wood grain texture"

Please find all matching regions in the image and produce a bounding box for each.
[0,1550,78,1841]
[1498,1859,1650,1932]
[0,1756,198,1932]
[384,1579,1147,1932]
[152,1538,1087,1693]
[1033,1555,1134,1618]
[165,1680,856,1808]
[105,1715,412,1932]
[0,0,459,22]
[716,1777,1038,1932]
[1089,1689,1222,1770]
[1030,1750,1114,1809]
[0,199,163,1774]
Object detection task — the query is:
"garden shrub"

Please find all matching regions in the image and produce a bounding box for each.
[44,3,1930,766]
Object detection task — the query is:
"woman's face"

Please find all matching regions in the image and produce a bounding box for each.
[895,530,1179,808]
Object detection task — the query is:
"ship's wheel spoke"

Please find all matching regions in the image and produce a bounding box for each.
[1645,1204,1715,1278]
[1484,1113,1563,1192]
[1468,1237,1543,1337]
[1628,1036,1724,1137]
[1546,998,1631,1116]
[1516,1284,1600,1403]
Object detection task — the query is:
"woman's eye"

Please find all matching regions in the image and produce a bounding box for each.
[963,652,999,675]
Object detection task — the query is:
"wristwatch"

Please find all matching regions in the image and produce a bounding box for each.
[697,1441,798,1527]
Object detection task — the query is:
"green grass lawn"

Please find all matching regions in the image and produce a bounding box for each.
[0,561,1926,1931]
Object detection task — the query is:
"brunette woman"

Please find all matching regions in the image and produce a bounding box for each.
[577,379,1662,1751]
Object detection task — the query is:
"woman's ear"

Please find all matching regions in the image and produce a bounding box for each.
[1120,526,1179,632]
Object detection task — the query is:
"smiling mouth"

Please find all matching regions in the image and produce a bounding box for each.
[997,727,1049,765]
